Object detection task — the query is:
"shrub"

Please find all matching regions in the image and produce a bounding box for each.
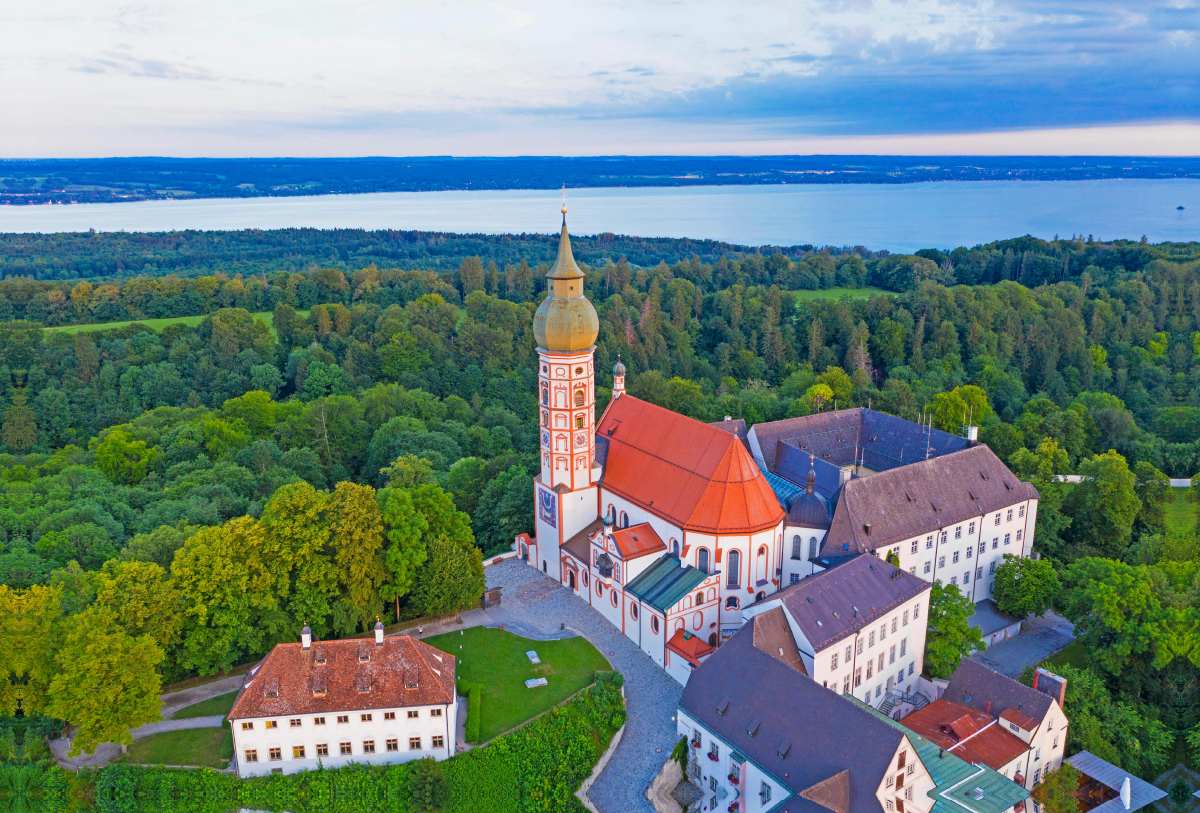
[410,758,445,813]
[457,680,483,743]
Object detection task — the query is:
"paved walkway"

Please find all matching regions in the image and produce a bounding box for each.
[459,559,679,813]
[971,611,1076,677]
[51,674,244,769]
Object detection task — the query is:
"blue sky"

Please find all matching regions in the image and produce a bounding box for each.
[1,0,1196,157]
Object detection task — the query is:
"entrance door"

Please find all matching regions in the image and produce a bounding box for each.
[568,571,576,590]
[886,675,895,693]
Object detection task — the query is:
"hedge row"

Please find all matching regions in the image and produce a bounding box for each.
[457,680,483,744]
[69,671,625,813]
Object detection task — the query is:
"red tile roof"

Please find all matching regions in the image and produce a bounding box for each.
[667,628,715,666]
[228,635,456,720]
[611,523,667,558]
[901,699,1029,770]
[1000,707,1039,731]
[598,396,784,534]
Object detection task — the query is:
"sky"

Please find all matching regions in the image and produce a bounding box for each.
[1,0,1197,157]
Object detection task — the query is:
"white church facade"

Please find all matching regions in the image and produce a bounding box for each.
[518,211,1041,699]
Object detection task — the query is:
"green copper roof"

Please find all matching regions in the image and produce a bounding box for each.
[626,554,708,614]
[848,697,1029,813]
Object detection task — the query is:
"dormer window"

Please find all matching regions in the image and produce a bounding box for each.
[403,667,419,689]
[358,641,372,663]
[264,677,279,698]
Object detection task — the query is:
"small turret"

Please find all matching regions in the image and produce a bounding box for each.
[612,356,626,398]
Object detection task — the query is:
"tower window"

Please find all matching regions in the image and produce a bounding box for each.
[574,389,585,407]
[576,415,584,428]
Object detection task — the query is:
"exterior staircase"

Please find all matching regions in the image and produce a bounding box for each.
[878,690,930,718]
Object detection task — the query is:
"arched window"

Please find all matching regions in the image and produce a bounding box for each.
[651,616,660,634]
[708,632,718,647]
[726,550,741,587]
[613,563,621,582]
[725,596,739,610]
[791,535,803,560]
[596,579,602,597]
[695,591,704,606]
[619,511,629,528]
[610,590,619,608]
[541,387,548,406]
[574,388,585,407]
[756,591,766,602]
[630,603,639,621]
[809,537,819,559]
[583,571,589,587]
[671,538,680,556]
[542,560,547,573]
[697,548,710,574]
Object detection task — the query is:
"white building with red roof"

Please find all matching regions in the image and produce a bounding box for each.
[227,623,456,777]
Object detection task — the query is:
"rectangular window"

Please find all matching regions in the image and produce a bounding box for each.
[1019,505,1025,518]
[361,714,372,723]
[867,661,874,679]
[869,631,875,647]
[891,618,898,633]
[293,746,306,759]
[761,781,772,803]
[244,749,258,762]
[337,715,349,724]
[409,737,422,750]
[1053,736,1059,749]
[897,669,905,683]
[908,663,914,675]
[911,540,918,554]
[900,638,907,657]
[843,675,851,694]
[316,743,329,757]
[889,645,896,664]
[340,742,352,756]
[938,556,945,568]
[923,561,931,574]
[978,541,985,553]
[241,722,253,731]
[910,566,916,575]
[265,720,278,730]
[790,573,800,584]
[880,624,887,640]
[955,526,962,539]
[431,708,442,717]
[432,735,445,749]
[363,740,376,754]
[926,536,933,549]
[407,710,419,719]
[913,603,920,619]
[966,546,973,558]
[952,551,960,564]
[969,522,975,534]
[887,776,894,788]
[1004,533,1011,545]
[940,532,947,543]
[878,654,884,671]
[856,639,864,655]
[964,571,970,583]
[950,576,957,585]
[1017,529,1023,541]
[994,513,1001,525]
[876,684,883,698]
[710,742,720,759]
[990,561,997,573]
[1007,509,1013,521]
[855,667,863,687]
[993,538,999,549]
[289,718,302,728]
[845,645,852,661]
[976,567,983,579]
[384,711,396,721]
[314,717,326,726]
[831,652,839,670]
[268,748,282,761]
[903,610,909,626]
[386,738,399,752]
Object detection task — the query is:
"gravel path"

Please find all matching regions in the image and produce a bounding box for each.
[473,559,680,813]
[160,675,246,718]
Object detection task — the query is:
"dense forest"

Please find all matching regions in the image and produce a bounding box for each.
[1,229,1199,777]
[4,155,1200,204]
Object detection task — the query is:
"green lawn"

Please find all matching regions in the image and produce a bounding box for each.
[792,286,890,301]
[1165,487,1196,535]
[173,690,239,720]
[424,626,610,743]
[1042,640,1090,672]
[119,727,231,769]
[45,310,306,337]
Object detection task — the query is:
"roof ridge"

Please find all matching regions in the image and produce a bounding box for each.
[405,636,454,705]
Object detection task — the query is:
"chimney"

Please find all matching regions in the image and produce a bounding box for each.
[966,425,979,442]
[374,621,385,647]
[301,625,312,650]
[1120,777,1131,810]
[840,468,852,486]
[1033,668,1068,708]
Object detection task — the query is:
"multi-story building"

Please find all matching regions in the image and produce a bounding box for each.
[677,617,1029,813]
[228,624,457,777]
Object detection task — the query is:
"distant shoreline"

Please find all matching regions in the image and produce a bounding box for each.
[3,155,1198,206]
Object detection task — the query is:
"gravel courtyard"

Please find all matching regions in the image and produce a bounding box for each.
[463,559,680,813]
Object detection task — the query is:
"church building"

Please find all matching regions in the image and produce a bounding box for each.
[519,211,1041,695]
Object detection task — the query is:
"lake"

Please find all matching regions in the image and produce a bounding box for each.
[1,179,1197,252]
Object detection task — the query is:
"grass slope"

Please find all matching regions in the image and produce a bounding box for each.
[45,309,308,336]
[172,691,239,720]
[118,727,231,769]
[1166,487,1197,535]
[424,626,610,742]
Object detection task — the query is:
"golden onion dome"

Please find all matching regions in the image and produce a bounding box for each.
[533,213,599,352]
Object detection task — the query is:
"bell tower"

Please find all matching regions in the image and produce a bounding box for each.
[529,204,601,581]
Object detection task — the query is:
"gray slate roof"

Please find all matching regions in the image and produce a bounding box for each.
[760,554,930,651]
[824,443,1039,555]
[1067,752,1166,813]
[679,623,905,813]
[625,553,708,614]
[942,658,1054,721]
